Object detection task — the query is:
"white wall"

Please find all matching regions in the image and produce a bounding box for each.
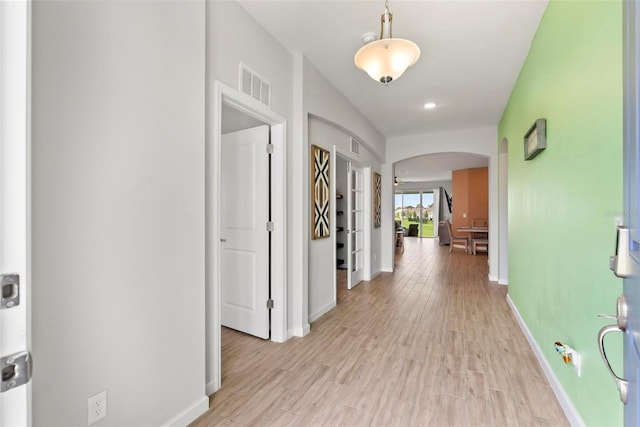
[31,1,207,425]
[383,127,500,279]
[301,58,386,324]
[307,117,383,321]
[206,1,305,337]
[303,59,386,161]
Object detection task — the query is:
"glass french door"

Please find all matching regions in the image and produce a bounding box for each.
[347,163,364,289]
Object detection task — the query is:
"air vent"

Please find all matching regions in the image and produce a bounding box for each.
[239,63,271,107]
[350,138,360,155]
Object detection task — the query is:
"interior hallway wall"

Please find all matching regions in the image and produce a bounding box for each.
[31,1,207,424]
[499,0,623,424]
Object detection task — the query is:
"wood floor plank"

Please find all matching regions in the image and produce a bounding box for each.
[190,238,569,426]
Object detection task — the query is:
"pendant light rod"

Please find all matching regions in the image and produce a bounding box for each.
[380,1,392,39]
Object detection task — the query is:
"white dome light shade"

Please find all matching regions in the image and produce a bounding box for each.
[355,38,420,84]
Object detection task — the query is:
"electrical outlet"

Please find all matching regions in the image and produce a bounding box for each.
[88,390,107,425]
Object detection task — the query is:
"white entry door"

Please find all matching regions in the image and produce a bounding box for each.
[347,163,364,289]
[599,2,640,421]
[623,0,640,423]
[0,0,31,424]
[220,125,270,339]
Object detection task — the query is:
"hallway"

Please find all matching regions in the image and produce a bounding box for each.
[192,238,569,426]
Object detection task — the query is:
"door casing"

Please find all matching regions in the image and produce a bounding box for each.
[0,0,31,424]
[206,81,286,394]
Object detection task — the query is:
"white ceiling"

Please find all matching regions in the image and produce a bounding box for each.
[395,152,488,182]
[236,0,548,181]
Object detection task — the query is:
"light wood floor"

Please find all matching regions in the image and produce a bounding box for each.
[191,238,569,426]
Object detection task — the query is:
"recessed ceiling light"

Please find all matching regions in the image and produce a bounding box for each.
[424,102,437,109]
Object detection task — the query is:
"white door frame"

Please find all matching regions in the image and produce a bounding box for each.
[206,81,287,394]
[0,0,31,424]
[332,148,371,301]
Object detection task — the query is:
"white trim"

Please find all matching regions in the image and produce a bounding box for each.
[161,396,209,427]
[0,1,31,425]
[205,380,217,397]
[331,148,338,305]
[308,301,336,323]
[207,81,288,394]
[381,267,394,273]
[488,274,498,282]
[498,278,508,285]
[333,148,372,287]
[506,295,585,427]
[288,324,311,339]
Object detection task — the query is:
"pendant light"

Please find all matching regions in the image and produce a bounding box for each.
[354,0,420,86]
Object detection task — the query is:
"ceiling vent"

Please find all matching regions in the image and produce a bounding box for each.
[350,138,360,155]
[240,63,271,107]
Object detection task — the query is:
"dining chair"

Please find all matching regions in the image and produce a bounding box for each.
[446,221,469,253]
[471,218,488,239]
[472,238,488,255]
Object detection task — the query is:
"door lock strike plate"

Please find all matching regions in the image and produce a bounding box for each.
[1,273,20,309]
[1,351,32,393]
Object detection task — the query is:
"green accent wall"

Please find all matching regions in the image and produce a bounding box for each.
[499,1,623,425]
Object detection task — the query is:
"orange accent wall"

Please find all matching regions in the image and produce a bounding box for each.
[451,167,488,232]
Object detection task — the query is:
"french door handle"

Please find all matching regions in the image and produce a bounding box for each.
[597,324,628,404]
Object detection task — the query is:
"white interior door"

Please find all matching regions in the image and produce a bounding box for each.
[0,0,31,424]
[347,163,364,289]
[220,125,270,339]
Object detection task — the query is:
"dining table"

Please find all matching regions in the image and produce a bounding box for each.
[456,226,488,235]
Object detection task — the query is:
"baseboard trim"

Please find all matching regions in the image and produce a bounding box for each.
[288,323,311,338]
[498,278,508,285]
[488,274,498,282]
[308,301,336,323]
[205,380,219,396]
[381,267,393,273]
[506,295,585,427]
[162,396,209,427]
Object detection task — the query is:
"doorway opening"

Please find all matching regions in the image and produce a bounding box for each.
[498,138,509,284]
[206,81,287,395]
[333,150,371,304]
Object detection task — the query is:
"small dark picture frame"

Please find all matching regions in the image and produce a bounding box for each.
[524,118,546,160]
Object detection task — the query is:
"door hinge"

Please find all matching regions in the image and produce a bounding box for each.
[266,143,274,154]
[266,221,274,232]
[267,299,274,309]
[1,351,32,393]
[1,273,20,309]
